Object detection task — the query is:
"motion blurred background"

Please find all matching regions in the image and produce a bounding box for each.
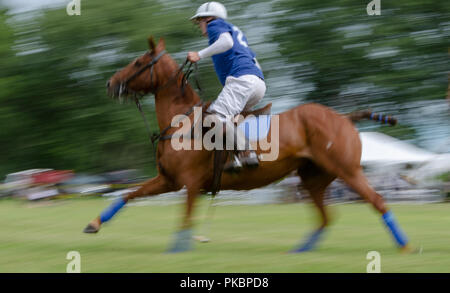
[0,0,449,272]
[0,0,448,178]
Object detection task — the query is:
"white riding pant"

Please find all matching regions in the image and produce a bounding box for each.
[207,74,266,150]
[208,74,266,117]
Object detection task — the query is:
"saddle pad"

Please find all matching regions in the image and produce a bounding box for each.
[237,115,272,142]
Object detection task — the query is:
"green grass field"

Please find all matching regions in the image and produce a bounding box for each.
[0,197,449,273]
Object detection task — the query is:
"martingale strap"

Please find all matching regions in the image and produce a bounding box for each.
[134,97,156,146]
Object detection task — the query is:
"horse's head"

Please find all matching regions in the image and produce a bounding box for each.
[107,37,167,99]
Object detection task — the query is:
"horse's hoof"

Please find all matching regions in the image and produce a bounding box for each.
[83,223,99,234]
[193,235,210,243]
[166,240,193,253]
[400,244,419,254]
[166,245,192,253]
[289,228,325,253]
[288,247,314,254]
[166,229,193,253]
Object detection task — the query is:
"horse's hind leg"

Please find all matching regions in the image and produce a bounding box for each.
[339,169,410,251]
[291,160,335,253]
[83,175,173,234]
[339,169,387,214]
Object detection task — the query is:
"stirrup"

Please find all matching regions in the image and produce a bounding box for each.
[239,151,259,169]
[223,155,243,173]
[223,151,259,173]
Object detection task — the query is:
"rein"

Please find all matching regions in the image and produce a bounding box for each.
[124,50,204,148]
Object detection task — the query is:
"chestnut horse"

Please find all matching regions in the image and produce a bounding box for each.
[84,37,412,253]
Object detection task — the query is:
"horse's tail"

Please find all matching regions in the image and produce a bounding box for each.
[346,110,397,126]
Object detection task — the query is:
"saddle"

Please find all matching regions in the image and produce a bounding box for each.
[200,101,272,121]
[204,103,272,195]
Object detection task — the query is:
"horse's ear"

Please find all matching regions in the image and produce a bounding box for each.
[157,37,166,49]
[148,36,156,51]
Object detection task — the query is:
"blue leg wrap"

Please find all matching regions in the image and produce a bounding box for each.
[167,229,193,253]
[382,210,408,247]
[291,228,325,253]
[100,197,126,223]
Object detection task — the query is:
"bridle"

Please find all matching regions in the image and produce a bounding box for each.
[119,49,201,98]
[116,49,203,148]
[118,49,167,98]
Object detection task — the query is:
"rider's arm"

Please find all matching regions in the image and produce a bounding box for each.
[254,58,262,71]
[198,32,233,59]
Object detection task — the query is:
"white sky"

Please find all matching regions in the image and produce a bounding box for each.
[1,0,67,13]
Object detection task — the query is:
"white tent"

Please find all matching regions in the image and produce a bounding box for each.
[359,132,436,165]
[360,132,450,183]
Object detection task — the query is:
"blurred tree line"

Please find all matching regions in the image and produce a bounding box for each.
[0,0,448,178]
[0,0,199,177]
[273,0,448,105]
[272,0,449,141]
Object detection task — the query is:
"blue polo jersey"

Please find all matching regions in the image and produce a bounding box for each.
[207,18,264,86]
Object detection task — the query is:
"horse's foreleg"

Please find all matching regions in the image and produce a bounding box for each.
[125,175,173,200]
[291,163,335,253]
[167,185,200,253]
[83,175,173,234]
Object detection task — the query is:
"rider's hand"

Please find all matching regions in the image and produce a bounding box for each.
[187,51,200,63]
